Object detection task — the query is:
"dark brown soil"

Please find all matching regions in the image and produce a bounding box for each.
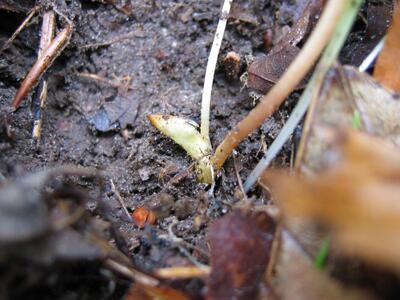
[0,0,392,299]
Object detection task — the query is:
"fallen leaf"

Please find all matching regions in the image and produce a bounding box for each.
[374,4,400,91]
[125,283,191,300]
[205,210,275,300]
[267,130,400,272]
[247,0,324,92]
[248,45,301,93]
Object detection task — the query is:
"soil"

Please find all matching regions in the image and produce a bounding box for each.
[0,0,393,299]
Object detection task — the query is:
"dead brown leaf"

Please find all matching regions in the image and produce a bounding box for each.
[247,0,324,92]
[206,210,276,300]
[374,4,400,92]
[125,283,191,300]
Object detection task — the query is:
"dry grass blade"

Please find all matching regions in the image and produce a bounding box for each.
[12,24,73,110]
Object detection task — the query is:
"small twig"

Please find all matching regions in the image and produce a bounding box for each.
[200,0,232,142]
[266,224,282,282]
[32,10,56,139]
[155,266,210,279]
[105,259,159,286]
[159,219,209,266]
[212,0,348,173]
[110,179,133,223]
[80,31,143,50]
[76,72,132,90]
[241,0,363,191]
[0,6,39,53]
[12,24,73,110]
[232,151,248,201]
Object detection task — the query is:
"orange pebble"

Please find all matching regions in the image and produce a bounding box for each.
[132,207,156,228]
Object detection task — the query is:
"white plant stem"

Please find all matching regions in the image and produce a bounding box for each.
[200,0,232,143]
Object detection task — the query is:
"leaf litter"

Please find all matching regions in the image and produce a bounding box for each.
[1,0,400,299]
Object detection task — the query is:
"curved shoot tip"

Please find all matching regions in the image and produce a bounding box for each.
[147,114,213,184]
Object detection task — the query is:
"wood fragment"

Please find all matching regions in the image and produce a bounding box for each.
[76,72,132,90]
[12,23,73,110]
[105,259,159,287]
[32,10,55,139]
[110,179,133,223]
[155,266,210,279]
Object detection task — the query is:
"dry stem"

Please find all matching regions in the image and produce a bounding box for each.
[12,24,73,110]
[212,0,347,171]
[32,10,55,139]
[156,266,210,279]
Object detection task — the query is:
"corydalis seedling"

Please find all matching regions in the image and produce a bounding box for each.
[148,0,355,186]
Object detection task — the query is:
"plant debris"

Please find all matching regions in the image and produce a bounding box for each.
[206,210,276,300]
[374,3,400,92]
[247,0,324,93]
[267,129,400,273]
[1,0,399,299]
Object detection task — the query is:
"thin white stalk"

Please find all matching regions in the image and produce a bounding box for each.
[358,38,385,72]
[200,0,232,143]
[243,0,364,192]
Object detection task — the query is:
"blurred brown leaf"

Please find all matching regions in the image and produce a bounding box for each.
[266,130,400,272]
[206,210,276,300]
[125,283,191,300]
[247,0,324,93]
[374,5,400,92]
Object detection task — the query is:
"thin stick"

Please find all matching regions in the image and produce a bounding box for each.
[200,0,232,142]
[156,266,210,279]
[12,24,73,110]
[80,31,142,49]
[212,0,347,172]
[110,179,133,222]
[105,259,159,286]
[76,72,132,90]
[32,10,55,139]
[0,6,39,53]
[233,151,248,201]
[243,0,363,192]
